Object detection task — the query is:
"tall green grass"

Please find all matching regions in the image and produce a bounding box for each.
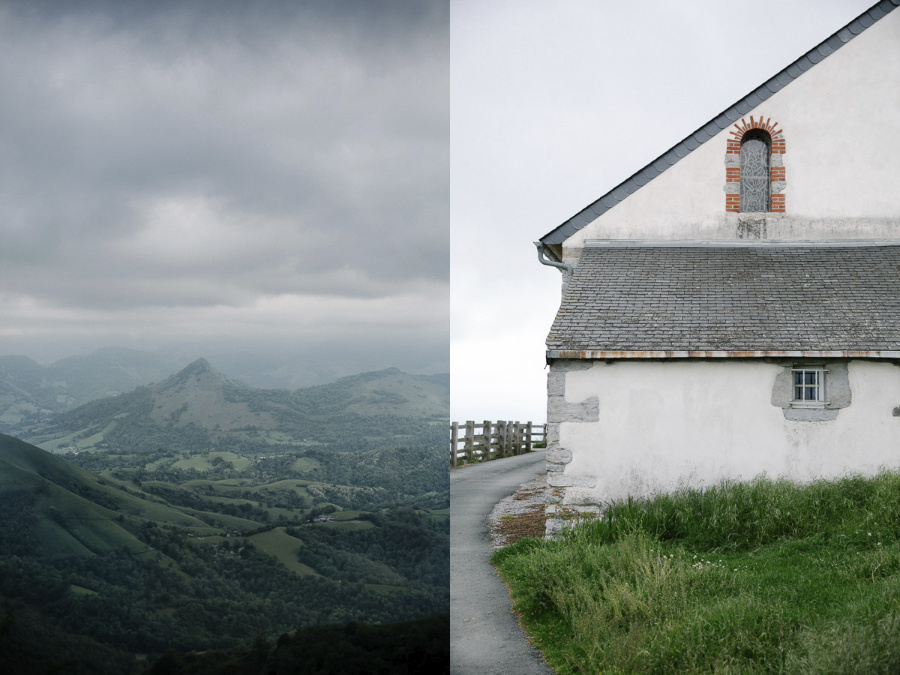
[492,473,900,674]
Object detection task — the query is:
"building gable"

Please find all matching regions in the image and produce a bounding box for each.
[539,0,900,264]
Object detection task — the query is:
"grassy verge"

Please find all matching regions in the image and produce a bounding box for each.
[492,473,900,674]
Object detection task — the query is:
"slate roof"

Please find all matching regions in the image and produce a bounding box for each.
[546,241,900,357]
[539,0,900,247]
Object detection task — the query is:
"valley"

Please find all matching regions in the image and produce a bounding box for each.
[0,356,449,673]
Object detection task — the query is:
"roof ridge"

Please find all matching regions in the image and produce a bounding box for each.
[540,0,900,247]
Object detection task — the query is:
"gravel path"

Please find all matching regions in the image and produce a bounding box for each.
[488,473,547,550]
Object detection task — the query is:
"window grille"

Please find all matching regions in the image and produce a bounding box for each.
[791,367,827,406]
[740,131,770,212]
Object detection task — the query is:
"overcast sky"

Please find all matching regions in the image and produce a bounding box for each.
[0,0,448,379]
[451,0,876,424]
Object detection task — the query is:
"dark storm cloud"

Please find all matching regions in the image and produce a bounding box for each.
[0,0,448,319]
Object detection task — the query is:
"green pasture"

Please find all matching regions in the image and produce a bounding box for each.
[291,456,320,472]
[170,451,253,471]
[248,527,320,577]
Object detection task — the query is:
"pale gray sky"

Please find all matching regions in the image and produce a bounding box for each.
[0,0,448,377]
[451,0,875,423]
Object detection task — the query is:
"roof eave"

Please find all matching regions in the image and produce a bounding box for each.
[547,350,900,360]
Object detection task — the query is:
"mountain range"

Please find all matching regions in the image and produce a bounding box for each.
[24,359,447,456]
[0,348,184,430]
[0,347,448,436]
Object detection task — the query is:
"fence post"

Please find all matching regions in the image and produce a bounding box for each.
[482,420,492,460]
[525,421,533,452]
[450,422,458,467]
[512,421,519,455]
[465,421,475,463]
[478,421,485,461]
[494,421,501,458]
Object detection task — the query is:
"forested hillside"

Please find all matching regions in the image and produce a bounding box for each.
[0,433,448,673]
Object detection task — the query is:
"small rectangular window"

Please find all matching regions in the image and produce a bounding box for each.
[791,367,827,407]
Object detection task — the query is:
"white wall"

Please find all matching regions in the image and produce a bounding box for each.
[562,8,900,263]
[556,360,900,505]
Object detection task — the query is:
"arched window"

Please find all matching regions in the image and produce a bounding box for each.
[725,117,785,213]
[740,130,770,212]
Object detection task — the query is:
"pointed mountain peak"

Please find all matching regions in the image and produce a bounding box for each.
[184,357,213,373]
[160,357,237,391]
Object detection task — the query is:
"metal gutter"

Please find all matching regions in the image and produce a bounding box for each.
[534,241,574,285]
[583,238,900,248]
[547,350,900,360]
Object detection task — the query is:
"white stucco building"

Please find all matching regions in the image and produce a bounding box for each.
[536,0,900,535]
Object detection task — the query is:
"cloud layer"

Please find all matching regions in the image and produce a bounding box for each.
[0,1,448,369]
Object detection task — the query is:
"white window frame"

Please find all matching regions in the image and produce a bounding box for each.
[790,367,828,408]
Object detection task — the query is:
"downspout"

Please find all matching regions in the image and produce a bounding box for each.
[534,241,573,286]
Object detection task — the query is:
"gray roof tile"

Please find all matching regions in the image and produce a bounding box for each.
[796,55,814,71]
[546,243,900,353]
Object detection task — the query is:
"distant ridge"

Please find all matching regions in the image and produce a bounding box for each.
[0,348,184,431]
[26,361,449,454]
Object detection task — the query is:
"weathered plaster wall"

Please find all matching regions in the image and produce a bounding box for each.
[561,8,900,265]
[546,359,900,535]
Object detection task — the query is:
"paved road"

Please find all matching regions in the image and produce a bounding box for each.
[450,451,554,674]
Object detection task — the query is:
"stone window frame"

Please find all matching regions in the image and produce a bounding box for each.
[772,361,849,421]
[725,116,786,213]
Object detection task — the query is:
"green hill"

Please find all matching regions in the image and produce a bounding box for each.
[0,434,207,558]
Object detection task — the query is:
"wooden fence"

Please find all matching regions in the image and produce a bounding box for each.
[450,420,547,466]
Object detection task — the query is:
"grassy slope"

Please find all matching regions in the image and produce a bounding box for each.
[0,435,208,556]
[248,527,320,577]
[493,473,900,674]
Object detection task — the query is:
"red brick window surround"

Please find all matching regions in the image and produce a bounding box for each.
[725,116,786,213]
